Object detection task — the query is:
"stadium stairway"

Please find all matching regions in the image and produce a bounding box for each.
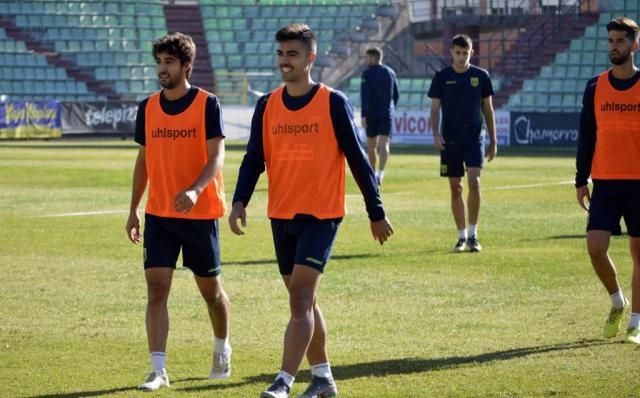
[492,13,597,109]
[319,2,406,89]
[0,15,120,101]
[162,2,215,92]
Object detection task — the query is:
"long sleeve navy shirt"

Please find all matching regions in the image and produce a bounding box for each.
[232,83,386,222]
[575,70,640,187]
[360,64,399,118]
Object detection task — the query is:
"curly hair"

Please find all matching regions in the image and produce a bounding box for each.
[152,32,196,79]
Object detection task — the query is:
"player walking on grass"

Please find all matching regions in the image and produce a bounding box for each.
[428,34,497,253]
[575,17,640,345]
[228,24,394,398]
[125,32,232,390]
[360,47,400,185]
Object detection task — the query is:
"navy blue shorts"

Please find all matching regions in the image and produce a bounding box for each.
[440,142,484,177]
[143,213,222,277]
[270,218,341,275]
[365,115,392,138]
[587,180,640,237]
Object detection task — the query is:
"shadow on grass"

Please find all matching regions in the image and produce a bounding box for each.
[175,338,613,393]
[29,339,614,396]
[223,253,383,267]
[525,233,628,241]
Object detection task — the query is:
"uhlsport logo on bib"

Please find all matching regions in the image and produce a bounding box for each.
[151,127,196,139]
[271,122,320,136]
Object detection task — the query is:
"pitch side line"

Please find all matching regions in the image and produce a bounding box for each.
[487,181,575,190]
[346,191,413,198]
[42,210,129,217]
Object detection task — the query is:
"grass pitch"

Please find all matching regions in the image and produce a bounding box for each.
[1,140,638,397]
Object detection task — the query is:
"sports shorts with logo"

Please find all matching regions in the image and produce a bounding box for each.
[587,180,640,237]
[440,142,484,177]
[270,217,341,275]
[143,213,222,277]
[365,115,392,138]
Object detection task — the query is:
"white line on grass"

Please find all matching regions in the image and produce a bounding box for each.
[346,191,413,198]
[42,210,129,217]
[487,181,575,190]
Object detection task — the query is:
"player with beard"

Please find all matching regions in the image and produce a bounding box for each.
[228,24,394,398]
[126,32,232,390]
[575,17,640,345]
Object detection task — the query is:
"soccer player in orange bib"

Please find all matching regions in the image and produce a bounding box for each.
[228,24,394,398]
[575,17,640,345]
[126,32,232,390]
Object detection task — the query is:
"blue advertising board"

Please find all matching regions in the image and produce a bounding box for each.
[0,101,62,139]
[510,112,580,147]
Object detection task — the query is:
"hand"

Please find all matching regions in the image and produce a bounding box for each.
[486,141,497,162]
[228,201,247,235]
[126,211,141,244]
[173,188,199,213]
[370,218,394,245]
[361,117,367,128]
[576,185,590,211]
[433,134,445,151]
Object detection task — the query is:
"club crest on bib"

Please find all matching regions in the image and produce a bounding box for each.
[470,77,479,87]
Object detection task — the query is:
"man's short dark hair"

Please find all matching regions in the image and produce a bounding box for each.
[452,34,472,49]
[607,17,640,42]
[366,47,383,61]
[275,23,317,53]
[152,32,196,79]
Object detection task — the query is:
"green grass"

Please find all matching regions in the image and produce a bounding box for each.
[1,141,639,398]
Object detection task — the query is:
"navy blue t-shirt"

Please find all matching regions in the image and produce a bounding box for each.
[427,65,494,144]
[232,83,385,222]
[575,70,640,187]
[361,64,399,118]
[134,86,225,145]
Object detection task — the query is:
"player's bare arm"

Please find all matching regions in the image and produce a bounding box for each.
[482,96,497,161]
[430,98,444,151]
[126,147,148,244]
[174,136,224,213]
[228,201,247,235]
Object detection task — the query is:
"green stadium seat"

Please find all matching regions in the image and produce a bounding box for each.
[552,66,567,78]
[534,93,548,107]
[555,52,568,64]
[584,25,598,38]
[568,52,581,65]
[549,94,562,108]
[566,65,580,78]
[583,39,596,52]
[535,79,549,92]
[522,79,535,92]
[569,40,582,51]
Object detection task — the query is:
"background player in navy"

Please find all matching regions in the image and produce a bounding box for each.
[575,17,640,344]
[428,34,497,252]
[360,47,399,185]
[228,24,393,398]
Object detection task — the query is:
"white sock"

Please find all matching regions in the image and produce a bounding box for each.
[467,224,477,238]
[311,362,333,379]
[150,352,166,372]
[276,370,295,388]
[629,313,640,329]
[610,290,626,309]
[214,336,231,353]
[378,170,384,180]
[458,229,467,240]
